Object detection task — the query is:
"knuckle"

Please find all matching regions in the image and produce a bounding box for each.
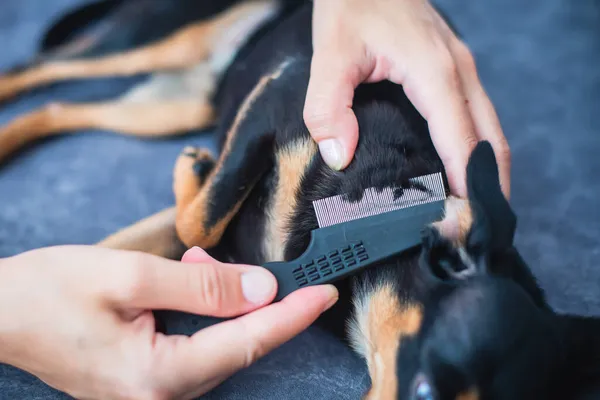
[244,341,264,369]
[454,40,477,74]
[112,253,149,303]
[241,325,266,368]
[303,104,331,138]
[495,138,512,165]
[304,55,356,139]
[302,104,321,129]
[303,97,327,134]
[464,134,480,151]
[434,47,460,87]
[194,264,226,313]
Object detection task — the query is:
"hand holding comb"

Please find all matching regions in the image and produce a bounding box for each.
[262,172,447,301]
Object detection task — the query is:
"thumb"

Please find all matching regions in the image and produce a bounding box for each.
[109,249,277,318]
[304,52,363,171]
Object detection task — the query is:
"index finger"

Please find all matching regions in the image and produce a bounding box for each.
[448,40,511,199]
[395,49,479,198]
[304,50,364,170]
[104,251,277,318]
[154,284,338,397]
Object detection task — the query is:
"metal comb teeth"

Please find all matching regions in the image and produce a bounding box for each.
[312,172,447,228]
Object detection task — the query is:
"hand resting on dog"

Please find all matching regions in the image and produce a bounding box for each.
[305,0,511,199]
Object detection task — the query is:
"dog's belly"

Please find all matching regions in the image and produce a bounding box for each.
[120,0,286,104]
[212,2,313,148]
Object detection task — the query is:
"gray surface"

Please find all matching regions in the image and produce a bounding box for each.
[0,0,599,398]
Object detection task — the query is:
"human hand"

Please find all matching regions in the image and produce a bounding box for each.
[0,245,338,399]
[304,0,510,199]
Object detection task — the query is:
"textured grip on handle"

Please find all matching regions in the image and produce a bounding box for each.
[264,240,370,301]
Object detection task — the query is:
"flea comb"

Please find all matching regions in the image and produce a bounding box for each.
[262,172,448,301]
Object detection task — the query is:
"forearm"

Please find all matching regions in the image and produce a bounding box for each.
[0,256,21,367]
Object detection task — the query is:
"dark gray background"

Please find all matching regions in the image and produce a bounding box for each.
[0,0,599,398]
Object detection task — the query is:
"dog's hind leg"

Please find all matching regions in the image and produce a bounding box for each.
[0,23,209,103]
[173,62,292,249]
[97,206,187,260]
[0,99,215,163]
[0,0,280,102]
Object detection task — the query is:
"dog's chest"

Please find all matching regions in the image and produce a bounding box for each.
[261,138,318,262]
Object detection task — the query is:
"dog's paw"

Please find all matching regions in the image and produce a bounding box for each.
[180,146,215,181]
[192,153,216,183]
[173,146,216,205]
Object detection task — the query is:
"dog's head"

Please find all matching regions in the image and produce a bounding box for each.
[352,142,600,400]
[391,142,555,400]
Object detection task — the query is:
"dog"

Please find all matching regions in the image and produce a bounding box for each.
[2,1,600,399]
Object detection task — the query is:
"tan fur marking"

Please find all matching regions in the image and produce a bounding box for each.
[433,196,474,246]
[0,1,277,102]
[219,59,289,158]
[173,147,215,209]
[175,60,290,248]
[0,100,214,163]
[176,188,245,249]
[456,388,480,400]
[361,285,423,400]
[97,207,186,260]
[263,139,317,261]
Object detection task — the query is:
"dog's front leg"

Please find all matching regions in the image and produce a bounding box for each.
[173,67,287,249]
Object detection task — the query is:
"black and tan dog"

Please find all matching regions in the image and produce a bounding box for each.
[1,1,600,399]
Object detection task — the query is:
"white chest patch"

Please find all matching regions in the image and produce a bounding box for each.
[209,0,280,74]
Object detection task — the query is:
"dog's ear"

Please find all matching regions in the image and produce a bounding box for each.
[465,141,516,255]
[420,225,477,281]
[420,141,516,282]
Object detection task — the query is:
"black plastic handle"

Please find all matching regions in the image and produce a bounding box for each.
[263,199,445,301]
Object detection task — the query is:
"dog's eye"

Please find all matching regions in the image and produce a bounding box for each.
[412,376,435,400]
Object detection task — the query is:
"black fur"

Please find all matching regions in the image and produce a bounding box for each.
[206,3,600,399]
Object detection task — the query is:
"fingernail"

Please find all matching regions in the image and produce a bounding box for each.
[322,285,339,312]
[241,270,276,305]
[318,139,344,170]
